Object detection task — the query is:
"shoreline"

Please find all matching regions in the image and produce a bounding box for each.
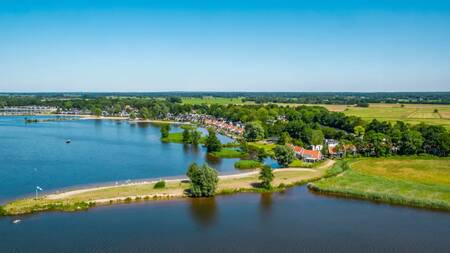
[1,161,334,216]
[308,158,450,212]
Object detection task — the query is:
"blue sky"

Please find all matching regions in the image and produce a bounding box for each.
[1,0,449,92]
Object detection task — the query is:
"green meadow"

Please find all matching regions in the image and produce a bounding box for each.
[309,157,450,211]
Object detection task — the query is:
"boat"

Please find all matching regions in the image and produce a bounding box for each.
[12,219,21,224]
[65,139,71,144]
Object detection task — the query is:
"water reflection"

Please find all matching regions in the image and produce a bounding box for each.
[181,144,201,156]
[205,153,223,167]
[260,193,273,218]
[189,197,218,228]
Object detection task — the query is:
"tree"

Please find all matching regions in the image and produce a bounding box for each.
[205,128,222,152]
[244,121,265,141]
[191,130,201,145]
[278,132,292,145]
[399,130,423,155]
[354,125,365,137]
[311,129,324,146]
[274,145,295,167]
[160,124,170,138]
[182,128,192,144]
[186,163,219,197]
[139,107,150,120]
[364,131,390,157]
[93,107,102,117]
[321,143,329,157]
[259,165,274,189]
[129,111,136,120]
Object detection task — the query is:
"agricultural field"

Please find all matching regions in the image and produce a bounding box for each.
[306,103,450,129]
[309,157,450,211]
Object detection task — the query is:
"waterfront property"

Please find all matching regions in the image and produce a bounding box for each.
[289,144,323,162]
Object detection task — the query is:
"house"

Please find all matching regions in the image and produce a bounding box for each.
[288,144,323,162]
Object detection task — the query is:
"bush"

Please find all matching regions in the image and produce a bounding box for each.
[186,163,219,197]
[154,180,166,189]
[0,205,5,216]
[234,160,262,169]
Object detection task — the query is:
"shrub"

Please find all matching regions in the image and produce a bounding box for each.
[0,205,5,216]
[154,180,166,189]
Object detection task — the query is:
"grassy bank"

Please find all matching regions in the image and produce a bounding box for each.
[234,160,262,169]
[210,148,247,158]
[308,157,450,211]
[161,132,206,144]
[1,161,333,216]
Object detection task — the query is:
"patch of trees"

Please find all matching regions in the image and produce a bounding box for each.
[186,163,219,197]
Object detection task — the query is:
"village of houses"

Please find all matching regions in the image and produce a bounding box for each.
[1,105,347,163]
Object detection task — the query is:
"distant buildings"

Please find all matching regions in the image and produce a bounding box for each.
[0,106,57,115]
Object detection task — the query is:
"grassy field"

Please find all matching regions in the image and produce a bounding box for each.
[2,162,334,215]
[304,103,450,129]
[309,157,450,211]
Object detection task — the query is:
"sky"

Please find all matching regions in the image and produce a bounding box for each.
[0,0,450,92]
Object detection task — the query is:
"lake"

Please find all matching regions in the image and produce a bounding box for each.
[0,116,239,201]
[1,116,449,253]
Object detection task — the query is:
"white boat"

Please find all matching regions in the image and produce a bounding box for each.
[12,219,21,224]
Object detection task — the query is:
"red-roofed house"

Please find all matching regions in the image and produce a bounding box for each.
[289,144,323,162]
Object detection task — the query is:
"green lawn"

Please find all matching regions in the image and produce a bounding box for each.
[309,157,450,211]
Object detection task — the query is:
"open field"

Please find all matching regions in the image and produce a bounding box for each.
[1,161,334,215]
[309,157,450,211]
[298,103,450,129]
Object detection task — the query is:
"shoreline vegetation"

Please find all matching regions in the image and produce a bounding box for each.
[308,157,450,211]
[1,160,335,216]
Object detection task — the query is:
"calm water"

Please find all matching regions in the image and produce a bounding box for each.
[1,187,449,253]
[0,116,237,201]
[1,116,449,253]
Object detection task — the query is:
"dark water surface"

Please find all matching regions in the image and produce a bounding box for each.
[1,187,449,253]
[0,116,236,201]
[1,116,449,253]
